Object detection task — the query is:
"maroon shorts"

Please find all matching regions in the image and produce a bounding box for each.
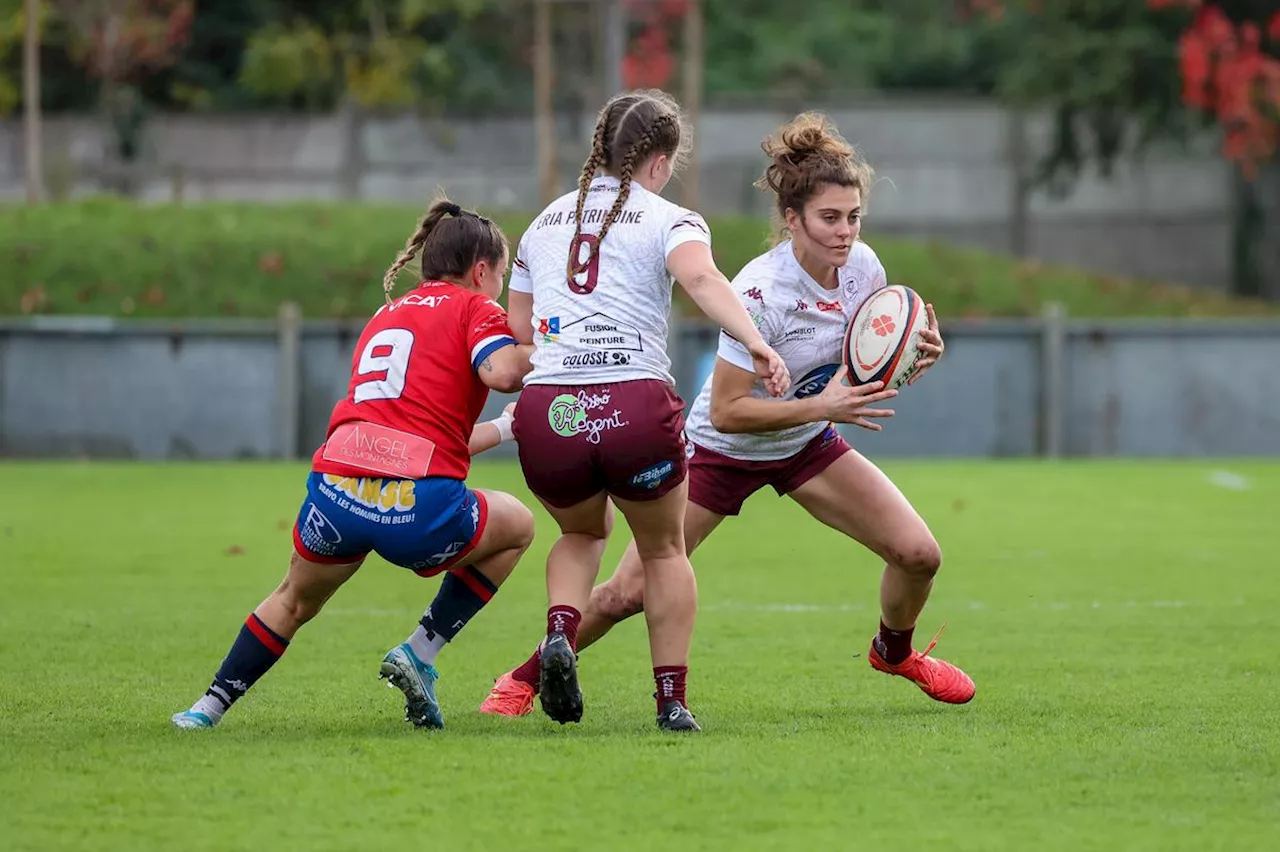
[687,425,852,517]
[514,379,688,508]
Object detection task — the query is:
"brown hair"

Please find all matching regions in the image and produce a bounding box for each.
[565,89,688,285]
[382,195,508,304]
[755,112,874,243]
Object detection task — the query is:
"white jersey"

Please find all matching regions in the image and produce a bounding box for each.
[685,240,887,461]
[509,175,711,386]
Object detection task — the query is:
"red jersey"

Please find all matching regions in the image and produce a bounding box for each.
[312,281,517,481]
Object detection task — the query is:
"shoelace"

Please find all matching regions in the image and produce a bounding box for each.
[919,620,948,659]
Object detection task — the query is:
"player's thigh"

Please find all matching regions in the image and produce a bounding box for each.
[539,490,612,539]
[468,489,535,560]
[786,449,940,569]
[279,548,364,608]
[606,499,725,598]
[612,478,690,561]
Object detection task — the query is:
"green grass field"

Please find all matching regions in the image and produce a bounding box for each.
[3,460,1278,850]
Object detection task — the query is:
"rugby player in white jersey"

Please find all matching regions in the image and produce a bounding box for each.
[483,112,974,717]
[502,89,790,732]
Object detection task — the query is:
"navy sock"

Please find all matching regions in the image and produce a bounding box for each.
[408,566,498,664]
[205,613,290,711]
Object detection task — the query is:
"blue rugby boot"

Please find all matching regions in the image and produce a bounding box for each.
[379,643,444,729]
[170,709,218,730]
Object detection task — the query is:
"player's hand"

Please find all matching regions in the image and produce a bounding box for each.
[502,400,517,421]
[908,303,944,386]
[817,366,897,431]
[747,339,791,397]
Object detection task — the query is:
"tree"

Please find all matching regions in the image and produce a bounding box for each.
[1150,0,1280,178]
[237,0,493,111]
[52,0,194,192]
[968,0,1280,297]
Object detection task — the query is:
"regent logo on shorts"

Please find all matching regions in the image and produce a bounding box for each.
[547,389,630,444]
[629,460,675,490]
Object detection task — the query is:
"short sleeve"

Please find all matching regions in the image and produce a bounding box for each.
[467,296,517,372]
[664,209,712,258]
[715,282,777,373]
[508,232,533,294]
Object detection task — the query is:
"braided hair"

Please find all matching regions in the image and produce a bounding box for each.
[566,90,687,289]
[383,197,508,304]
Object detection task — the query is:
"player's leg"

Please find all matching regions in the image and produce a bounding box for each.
[785,445,974,704]
[481,499,723,717]
[172,549,364,729]
[172,473,370,730]
[378,484,536,728]
[609,481,700,732]
[506,383,616,724]
[532,490,613,724]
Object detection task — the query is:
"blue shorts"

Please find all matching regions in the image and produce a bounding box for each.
[291,472,487,577]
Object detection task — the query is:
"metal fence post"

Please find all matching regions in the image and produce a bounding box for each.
[1041,301,1066,458]
[277,302,302,461]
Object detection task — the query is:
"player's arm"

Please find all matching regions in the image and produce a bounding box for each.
[476,342,533,394]
[468,401,516,455]
[505,237,535,345]
[710,359,898,434]
[469,297,533,393]
[667,238,789,397]
[506,291,534,345]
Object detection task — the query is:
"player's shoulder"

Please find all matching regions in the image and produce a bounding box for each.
[841,240,886,278]
[731,242,793,304]
[633,183,706,227]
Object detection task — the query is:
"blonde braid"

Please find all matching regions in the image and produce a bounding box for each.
[382,221,431,305]
[597,112,676,247]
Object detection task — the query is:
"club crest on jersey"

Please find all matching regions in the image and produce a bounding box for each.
[537,316,561,343]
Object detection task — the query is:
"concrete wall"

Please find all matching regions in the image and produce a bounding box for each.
[2,99,1269,292]
[3,315,1278,461]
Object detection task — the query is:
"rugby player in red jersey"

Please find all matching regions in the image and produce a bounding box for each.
[173,198,536,730]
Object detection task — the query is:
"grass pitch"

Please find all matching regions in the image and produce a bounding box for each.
[2,460,1277,850]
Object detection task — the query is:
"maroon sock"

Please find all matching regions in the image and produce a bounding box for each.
[547,605,581,651]
[654,665,688,711]
[876,620,915,665]
[511,647,541,690]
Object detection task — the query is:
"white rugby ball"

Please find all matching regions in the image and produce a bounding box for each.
[843,285,929,390]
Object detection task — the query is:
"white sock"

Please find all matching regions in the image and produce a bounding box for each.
[191,691,228,722]
[407,624,448,666]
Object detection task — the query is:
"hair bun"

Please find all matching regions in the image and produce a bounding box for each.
[443,202,463,217]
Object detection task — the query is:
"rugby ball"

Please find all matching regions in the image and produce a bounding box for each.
[843,285,929,390]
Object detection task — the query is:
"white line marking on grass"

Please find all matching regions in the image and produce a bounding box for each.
[1208,470,1251,491]
[325,600,1237,618]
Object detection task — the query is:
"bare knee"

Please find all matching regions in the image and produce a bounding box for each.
[592,574,644,622]
[509,502,536,551]
[885,536,942,580]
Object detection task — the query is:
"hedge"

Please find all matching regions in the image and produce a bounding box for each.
[2,198,1272,319]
